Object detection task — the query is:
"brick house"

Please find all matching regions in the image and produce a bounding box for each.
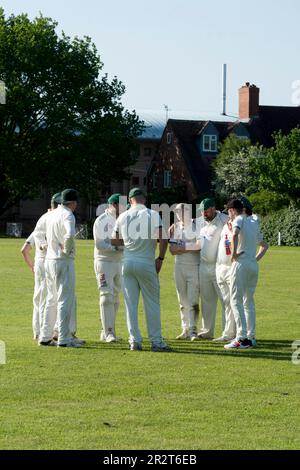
[148,83,300,202]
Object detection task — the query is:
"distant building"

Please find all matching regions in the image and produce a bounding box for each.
[2,83,300,233]
[147,83,300,202]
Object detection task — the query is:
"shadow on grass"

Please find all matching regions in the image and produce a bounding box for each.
[83,338,294,361]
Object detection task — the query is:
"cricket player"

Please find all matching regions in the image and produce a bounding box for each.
[224,199,268,350]
[196,198,228,340]
[239,196,267,345]
[168,203,200,341]
[214,215,236,342]
[93,193,124,343]
[39,188,81,348]
[21,232,47,340]
[112,188,171,352]
[21,192,62,340]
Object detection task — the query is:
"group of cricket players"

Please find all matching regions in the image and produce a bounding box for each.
[21,186,268,351]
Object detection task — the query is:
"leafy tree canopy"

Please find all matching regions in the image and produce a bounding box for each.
[212,135,265,203]
[254,128,300,205]
[0,9,143,215]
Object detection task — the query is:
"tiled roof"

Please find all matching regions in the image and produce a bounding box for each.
[135,110,237,140]
[249,105,300,146]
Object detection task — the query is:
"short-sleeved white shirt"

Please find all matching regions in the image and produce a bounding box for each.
[26,232,46,260]
[217,221,233,267]
[233,214,264,260]
[93,209,123,262]
[172,220,200,266]
[198,212,228,264]
[113,205,162,263]
[45,205,76,260]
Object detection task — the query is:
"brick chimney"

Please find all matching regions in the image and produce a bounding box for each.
[239,83,260,120]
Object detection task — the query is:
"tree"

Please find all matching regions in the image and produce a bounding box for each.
[212,135,264,203]
[254,129,300,205]
[0,9,143,216]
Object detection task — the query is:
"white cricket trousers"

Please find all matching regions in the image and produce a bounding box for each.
[94,259,122,337]
[32,258,47,337]
[174,263,199,332]
[53,296,77,336]
[40,258,75,345]
[198,262,225,338]
[216,264,236,339]
[230,256,258,341]
[122,259,164,346]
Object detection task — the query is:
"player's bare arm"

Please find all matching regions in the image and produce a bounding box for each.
[156,227,168,274]
[111,231,124,246]
[231,227,240,262]
[21,242,34,273]
[256,240,269,262]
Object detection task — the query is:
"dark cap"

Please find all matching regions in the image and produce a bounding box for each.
[51,192,62,205]
[240,196,253,210]
[61,188,79,204]
[199,198,215,212]
[108,193,122,205]
[226,199,244,210]
[128,187,145,199]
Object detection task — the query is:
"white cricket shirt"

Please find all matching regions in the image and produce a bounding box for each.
[45,205,76,260]
[198,212,228,264]
[217,221,233,267]
[233,215,264,260]
[173,221,200,266]
[113,204,162,263]
[93,209,123,262]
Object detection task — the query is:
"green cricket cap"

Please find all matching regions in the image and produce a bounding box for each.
[61,188,79,204]
[199,198,215,211]
[128,187,145,199]
[240,196,253,210]
[108,193,122,205]
[51,192,62,205]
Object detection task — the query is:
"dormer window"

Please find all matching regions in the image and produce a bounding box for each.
[203,134,217,152]
[164,170,172,188]
[167,132,172,145]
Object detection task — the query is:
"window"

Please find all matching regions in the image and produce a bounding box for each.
[132,176,139,185]
[203,134,217,152]
[166,132,172,145]
[152,173,158,189]
[144,147,152,157]
[164,170,172,188]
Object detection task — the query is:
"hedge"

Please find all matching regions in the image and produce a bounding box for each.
[260,206,300,246]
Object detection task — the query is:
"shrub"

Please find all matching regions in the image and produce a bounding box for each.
[260,206,300,246]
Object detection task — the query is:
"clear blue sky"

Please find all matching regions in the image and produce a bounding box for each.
[1,0,299,115]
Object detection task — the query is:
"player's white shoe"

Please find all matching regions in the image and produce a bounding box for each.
[224,339,253,350]
[176,330,190,340]
[213,336,234,343]
[130,342,143,351]
[151,341,172,352]
[39,339,57,347]
[72,336,86,345]
[106,334,117,343]
[57,339,83,348]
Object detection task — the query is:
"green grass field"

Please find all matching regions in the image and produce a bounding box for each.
[0,240,299,450]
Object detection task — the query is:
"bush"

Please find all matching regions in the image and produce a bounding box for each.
[249,190,289,216]
[260,206,300,246]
